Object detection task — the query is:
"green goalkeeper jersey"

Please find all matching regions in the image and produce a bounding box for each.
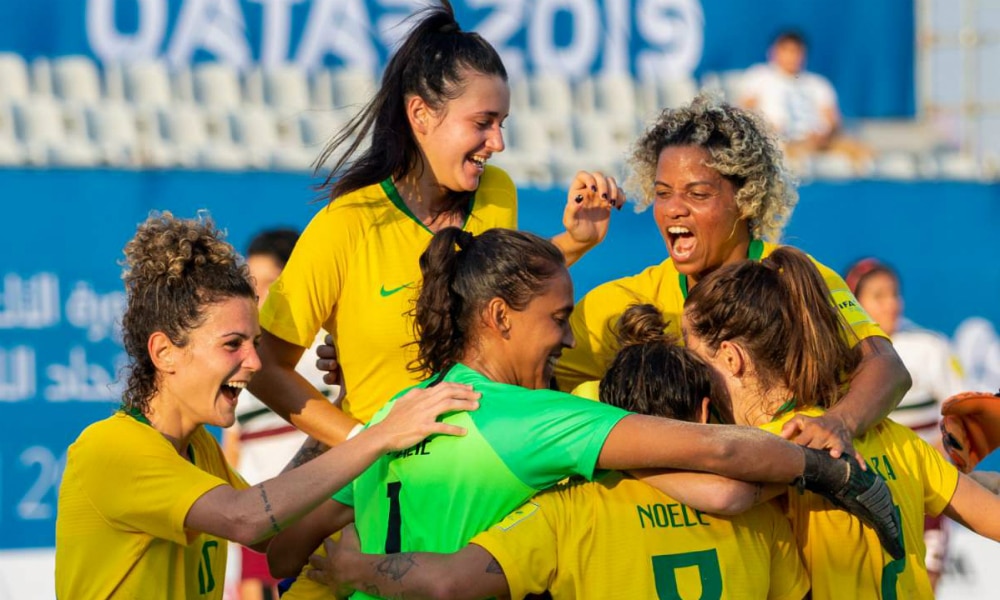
[334,362,629,596]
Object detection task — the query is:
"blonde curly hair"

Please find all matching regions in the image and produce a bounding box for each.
[119,211,254,414]
[625,93,798,242]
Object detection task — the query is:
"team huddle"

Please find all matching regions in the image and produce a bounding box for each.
[53,2,1000,599]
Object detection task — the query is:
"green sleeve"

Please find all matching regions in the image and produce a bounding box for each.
[476,389,628,490]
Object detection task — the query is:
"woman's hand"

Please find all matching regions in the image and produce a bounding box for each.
[315,333,341,387]
[781,412,865,468]
[562,170,624,248]
[306,526,362,596]
[365,383,480,452]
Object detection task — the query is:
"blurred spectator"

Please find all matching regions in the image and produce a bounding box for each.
[739,30,873,170]
[846,257,966,591]
[222,227,339,600]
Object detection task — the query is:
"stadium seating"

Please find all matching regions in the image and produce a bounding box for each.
[0,54,991,183]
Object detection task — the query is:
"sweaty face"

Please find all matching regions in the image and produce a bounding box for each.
[505,269,575,390]
[168,296,262,429]
[246,254,282,308]
[418,71,510,193]
[653,146,751,286]
[856,272,902,336]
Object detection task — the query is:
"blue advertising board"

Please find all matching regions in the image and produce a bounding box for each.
[0,0,914,117]
[1,169,999,550]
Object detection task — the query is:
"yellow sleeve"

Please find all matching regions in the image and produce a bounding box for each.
[810,256,888,344]
[763,503,811,600]
[554,279,652,392]
[914,430,961,517]
[75,424,230,545]
[259,202,362,348]
[470,498,561,599]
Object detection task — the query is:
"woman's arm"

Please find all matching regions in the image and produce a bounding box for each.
[631,469,785,515]
[780,337,911,457]
[267,499,355,578]
[307,527,509,600]
[550,171,622,266]
[185,383,479,546]
[943,472,1000,541]
[598,415,806,482]
[248,330,359,446]
[597,414,905,561]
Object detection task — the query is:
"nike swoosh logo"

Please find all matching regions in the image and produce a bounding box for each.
[380,283,413,297]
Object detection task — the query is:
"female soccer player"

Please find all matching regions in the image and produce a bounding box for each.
[267,227,900,600]
[845,257,967,589]
[554,94,912,458]
[683,245,1000,599]
[53,212,479,599]
[303,304,810,600]
[247,0,621,445]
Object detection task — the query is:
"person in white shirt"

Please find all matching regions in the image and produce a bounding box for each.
[846,256,967,591]
[740,30,872,169]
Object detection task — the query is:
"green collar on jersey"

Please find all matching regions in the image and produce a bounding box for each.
[679,239,764,300]
[380,178,475,235]
[770,398,799,422]
[125,406,196,464]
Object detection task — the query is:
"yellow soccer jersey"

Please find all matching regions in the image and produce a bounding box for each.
[555,240,886,392]
[260,166,517,422]
[760,408,960,600]
[472,471,809,600]
[56,412,248,599]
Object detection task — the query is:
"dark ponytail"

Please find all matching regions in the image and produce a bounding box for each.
[411,227,564,376]
[599,304,712,422]
[317,0,507,205]
[684,247,860,411]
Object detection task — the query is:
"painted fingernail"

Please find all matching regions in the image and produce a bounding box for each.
[574,194,584,203]
[601,192,608,199]
[609,199,616,207]
[591,185,597,192]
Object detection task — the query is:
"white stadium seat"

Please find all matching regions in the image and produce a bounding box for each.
[192,63,244,109]
[52,55,103,104]
[0,52,32,102]
[0,102,24,165]
[263,65,311,114]
[330,68,377,113]
[17,99,100,166]
[88,102,139,167]
[529,73,574,118]
[125,61,174,108]
[873,152,918,180]
[937,151,982,180]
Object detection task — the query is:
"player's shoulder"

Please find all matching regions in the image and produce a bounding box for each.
[312,181,389,222]
[70,412,150,460]
[579,259,673,304]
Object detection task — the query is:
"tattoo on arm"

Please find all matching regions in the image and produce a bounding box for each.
[375,554,417,582]
[259,483,281,534]
[485,557,505,575]
[284,438,329,472]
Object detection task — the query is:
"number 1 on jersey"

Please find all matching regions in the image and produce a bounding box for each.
[386,481,402,554]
